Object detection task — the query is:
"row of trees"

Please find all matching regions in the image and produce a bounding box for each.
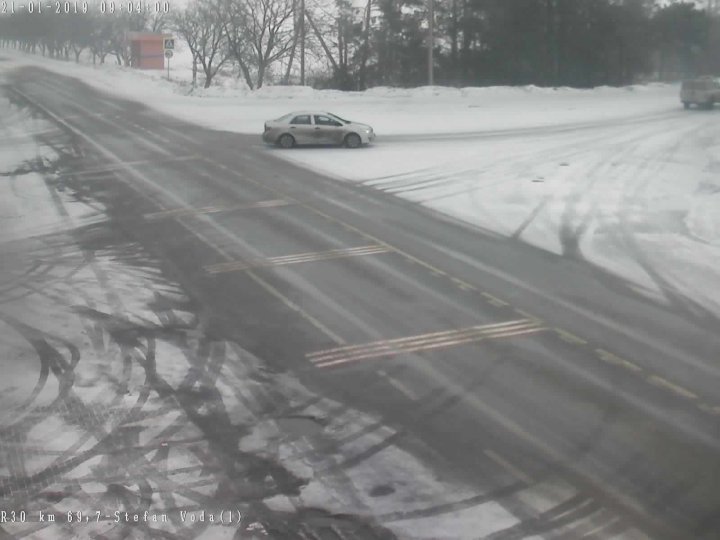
[0,0,719,89]
[0,5,168,65]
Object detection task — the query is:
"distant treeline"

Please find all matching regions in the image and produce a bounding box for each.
[1,0,719,89]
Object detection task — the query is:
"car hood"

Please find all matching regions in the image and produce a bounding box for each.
[348,122,373,130]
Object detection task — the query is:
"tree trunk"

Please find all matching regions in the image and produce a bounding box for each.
[306,10,339,74]
[358,0,372,89]
[284,0,299,83]
[450,0,458,84]
[257,62,266,88]
[192,54,198,87]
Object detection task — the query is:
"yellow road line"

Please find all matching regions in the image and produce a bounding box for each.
[309,320,546,367]
[313,325,544,367]
[483,449,533,484]
[697,403,720,416]
[647,375,698,401]
[144,199,291,221]
[307,319,531,360]
[595,349,643,373]
[451,277,476,290]
[204,245,391,274]
[554,328,587,345]
[482,292,509,307]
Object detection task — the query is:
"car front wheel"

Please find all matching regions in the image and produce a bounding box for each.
[344,133,362,149]
[278,134,295,148]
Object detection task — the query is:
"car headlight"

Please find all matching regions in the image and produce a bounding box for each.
[363,128,372,133]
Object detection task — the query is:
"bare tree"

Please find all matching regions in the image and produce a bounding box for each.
[148,11,170,33]
[174,0,230,88]
[88,18,113,64]
[220,0,295,89]
[357,0,372,88]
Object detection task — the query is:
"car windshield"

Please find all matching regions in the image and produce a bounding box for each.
[327,113,351,124]
[274,113,294,122]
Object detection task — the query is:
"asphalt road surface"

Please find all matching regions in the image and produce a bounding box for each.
[1,65,720,540]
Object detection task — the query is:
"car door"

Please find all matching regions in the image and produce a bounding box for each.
[313,115,344,145]
[288,114,313,144]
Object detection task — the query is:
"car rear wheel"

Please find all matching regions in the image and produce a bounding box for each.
[344,133,362,149]
[278,134,295,148]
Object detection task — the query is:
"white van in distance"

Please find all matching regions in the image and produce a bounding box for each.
[680,77,720,109]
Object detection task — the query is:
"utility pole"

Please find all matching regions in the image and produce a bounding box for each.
[192,54,197,88]
[300,0,306,86]
[427,0,434,85]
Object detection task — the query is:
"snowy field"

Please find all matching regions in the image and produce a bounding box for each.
[2,49,719,317]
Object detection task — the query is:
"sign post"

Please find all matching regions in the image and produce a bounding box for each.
[165,50,173,80]
[163,37,175,81]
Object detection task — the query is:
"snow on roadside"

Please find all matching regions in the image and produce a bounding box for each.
[0,49,677,136]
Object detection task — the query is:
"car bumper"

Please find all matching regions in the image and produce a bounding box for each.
[262,131,275,143]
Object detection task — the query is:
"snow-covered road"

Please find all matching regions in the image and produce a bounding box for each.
[4,50,720,539]
[4,49,717,320]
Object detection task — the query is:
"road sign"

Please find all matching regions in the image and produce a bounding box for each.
[163,38,175,51]
[164,50,174,59]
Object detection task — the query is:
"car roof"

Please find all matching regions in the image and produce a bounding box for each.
[283,111,343,117]
[273,112,352,123]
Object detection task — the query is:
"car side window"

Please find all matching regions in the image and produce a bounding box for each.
[290,115,311,125]
[314,115,342,127]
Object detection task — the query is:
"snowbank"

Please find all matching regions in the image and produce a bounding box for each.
[0,49,678,137]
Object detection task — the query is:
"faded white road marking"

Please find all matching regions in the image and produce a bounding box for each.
[144,199,290,221]
[204,245,391,274]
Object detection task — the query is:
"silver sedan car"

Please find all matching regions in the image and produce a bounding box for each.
[262,111,375,149]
